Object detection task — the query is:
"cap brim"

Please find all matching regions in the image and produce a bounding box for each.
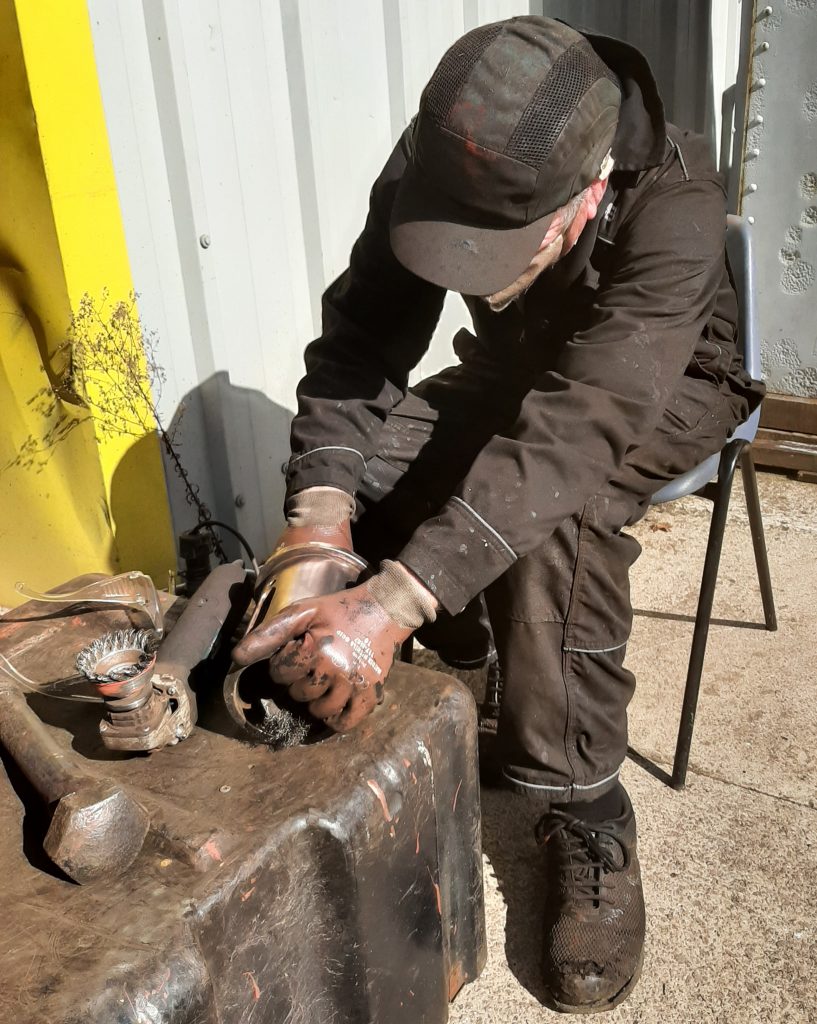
[389,160,557,296]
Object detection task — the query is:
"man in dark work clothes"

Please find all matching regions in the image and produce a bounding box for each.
[233,17,762,1013]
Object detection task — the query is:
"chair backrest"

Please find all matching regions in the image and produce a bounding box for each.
[725,214,759,380]
[724,215,763,447]
[649,216,761,504]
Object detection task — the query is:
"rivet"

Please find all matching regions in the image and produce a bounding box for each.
[280,461,288,474]
[234,494,245,508]
[760,4,773,15]
[747,183,758,193]
[750,115,765,127]
[747,147,761,158]
[747,216,756,225]
[752,77,767,90]
[199,234,211,249]
[758,41,770,52]
[219,785,232,794]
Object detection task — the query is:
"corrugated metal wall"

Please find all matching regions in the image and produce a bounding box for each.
[540,0,743,172]
[88,0,740,563]
[737,0,817,397]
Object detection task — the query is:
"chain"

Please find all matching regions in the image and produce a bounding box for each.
[158,430,228,563]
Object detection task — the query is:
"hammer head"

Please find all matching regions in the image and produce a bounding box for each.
[43,782,150,884]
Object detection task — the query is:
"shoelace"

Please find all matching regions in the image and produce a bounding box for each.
[535,811,630,905]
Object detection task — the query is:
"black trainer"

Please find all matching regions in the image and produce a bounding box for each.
[535,787,645,1013]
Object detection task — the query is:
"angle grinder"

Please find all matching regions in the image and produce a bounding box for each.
[76,562,252,752]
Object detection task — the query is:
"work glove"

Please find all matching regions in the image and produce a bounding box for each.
[232,561,438,732]
[275,486,356,554]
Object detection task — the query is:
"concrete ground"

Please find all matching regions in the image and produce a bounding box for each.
[431,468,816,1024]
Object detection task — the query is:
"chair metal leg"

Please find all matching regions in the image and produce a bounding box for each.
[672,439,746,790]
[740,447,778,632]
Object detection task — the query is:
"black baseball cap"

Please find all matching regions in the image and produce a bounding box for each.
[389,17,621,295]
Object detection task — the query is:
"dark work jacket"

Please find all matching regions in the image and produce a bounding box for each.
[285,32,763,615]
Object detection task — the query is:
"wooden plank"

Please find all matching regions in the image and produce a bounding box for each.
[752,427,817,474]
[760,393,817,436]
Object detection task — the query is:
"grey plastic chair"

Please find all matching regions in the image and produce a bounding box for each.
[650,214,777,790]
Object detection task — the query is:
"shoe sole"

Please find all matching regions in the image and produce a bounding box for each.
[542,947,644,1015]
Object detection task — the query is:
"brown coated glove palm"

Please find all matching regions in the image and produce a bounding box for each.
[231,582,412,732]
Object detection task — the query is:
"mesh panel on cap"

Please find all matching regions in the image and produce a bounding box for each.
[504,42,619,168]
[424,23,504,126]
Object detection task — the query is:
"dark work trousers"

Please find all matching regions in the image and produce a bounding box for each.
[352,355,745,801]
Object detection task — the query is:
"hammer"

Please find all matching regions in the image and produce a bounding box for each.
[0,681,150,884]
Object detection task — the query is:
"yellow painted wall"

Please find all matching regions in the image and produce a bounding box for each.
[0,0,175,606]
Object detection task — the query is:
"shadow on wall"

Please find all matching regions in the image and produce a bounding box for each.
[110,371,294,572]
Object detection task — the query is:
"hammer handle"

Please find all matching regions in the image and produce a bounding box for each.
[0,686,90,803]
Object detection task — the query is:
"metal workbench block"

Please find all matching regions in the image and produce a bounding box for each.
[0,605,486,1024]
